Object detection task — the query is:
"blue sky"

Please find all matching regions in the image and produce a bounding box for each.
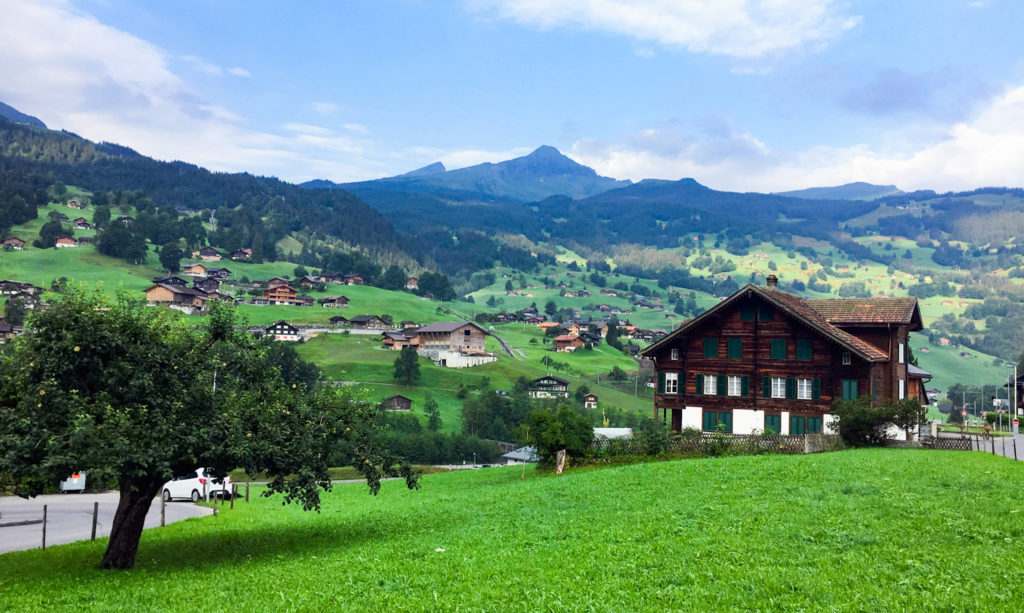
[2,0,1023,192]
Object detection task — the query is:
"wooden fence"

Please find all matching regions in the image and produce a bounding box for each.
[589,432,841,457]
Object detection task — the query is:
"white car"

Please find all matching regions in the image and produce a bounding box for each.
[161,468,232,503]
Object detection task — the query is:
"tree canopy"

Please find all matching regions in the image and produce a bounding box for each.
[0,289,418,569]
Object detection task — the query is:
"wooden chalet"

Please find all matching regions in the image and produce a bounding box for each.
[144,284,207,310]
[183,263,208,277]
[230,248,252,261]
[405,277,418,290]
[320,295,350,308]
[66,199,84,209]
[415,321,488,353]
[263,283,314,306]
[343,274,364,285]
[553,334,584,352]
[55,236,77,248]
[73,217,92,229]
[266,277,291,289]
[382,329,421,350]
[153,275,187,287]
[379,395,413,412]
[298,275,319,287]
[640,275,923,435]
[205,267,231,280]
[9,291,42,310]
[2,237,25,250]
[349,315,388,330]
[528,376,570,399]
[266,320,301,341]
[329,315,349,326]
[193,246,222,261]
[0,321,24,343]
[583,393,599,409]
[193,277,221,292]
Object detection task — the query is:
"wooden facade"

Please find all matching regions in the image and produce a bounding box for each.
[641,276,922,435]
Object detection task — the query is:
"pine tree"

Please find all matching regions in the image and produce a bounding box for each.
[393,346,421,386]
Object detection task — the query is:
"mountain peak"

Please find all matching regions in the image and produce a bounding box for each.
[402,161,446,177]
[0,101,46,128]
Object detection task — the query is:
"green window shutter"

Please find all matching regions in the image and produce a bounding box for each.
[703,337,718,358]
[872,380,878,402]
[716,374,727,396]
[758,305,774,321]
[695,374,704,395]
[807,417,822,434]
[797,339,812,360]
[657,372,665,394]
[765,414,781,434]
[762,375,770,398]
[812,378,821,400]
[790,415,805,435]
[719,411,733,433]
[770,338,786,359]
[741,375,749,397]
[703,410,717,432]
[841,379,858,401]
[786,377,796,400]
[739,305,755,321]
[727,337,742,358]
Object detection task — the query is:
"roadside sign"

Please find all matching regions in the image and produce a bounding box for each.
[960,410,968,417]
[1014,420,1020,427]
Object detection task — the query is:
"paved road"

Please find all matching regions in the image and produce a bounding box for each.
[0,493,212,554]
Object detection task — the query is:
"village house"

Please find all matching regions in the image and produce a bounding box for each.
[144,284,207,312]
[193,277,221,292]
[263,283,314,306]
[266,320,301,341]
[9,291,42,310]
[183,263,208,277]
[378,395,413,412]
[153,275,187,287]
[2,237,25,250]
[320,295,349,308]
[343,274,364,285]
[205,267,231,280]
[553,334,584,352]
[382,329,421,351]
[528,376,570,399]
[116,216,135,225]
[405,277,418,290]
[0,280,41,295]
[73,217,92,230]
[298,275,320,287]
[329,315,349,326]
[55,236,77,248]
[583,393,599,409]
[192,246,222,261]
[641,275,926,436]
[416,321,488,353]
[230,248,253,261]
[66,199,84,209]
[349,315,388,330]
[0,321,24,343]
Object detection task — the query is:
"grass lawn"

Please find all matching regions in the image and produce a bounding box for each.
[2,449,1023,611]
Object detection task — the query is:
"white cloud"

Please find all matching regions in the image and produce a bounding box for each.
[343,123,370,134]
[470,0,860,58]
[0,1,382,182]
[227,66,251,77]
[311,101,338,115]
[571,84,1024,193]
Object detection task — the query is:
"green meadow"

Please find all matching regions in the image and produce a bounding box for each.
[2,449,1023,611]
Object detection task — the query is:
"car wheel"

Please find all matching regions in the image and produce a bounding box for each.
[191,489,200,503]
[163,489,171,502]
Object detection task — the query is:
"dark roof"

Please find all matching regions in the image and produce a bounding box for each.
[531,376,569,386]
[416,321,483,333]
[805,297,922,328]
[907,364,932,379]
[349,315,381,323]
[382,395,411,402]
[640,284,897,363]
[146,283,206,297]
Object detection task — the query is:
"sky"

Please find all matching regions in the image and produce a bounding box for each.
[2,0,1024,193]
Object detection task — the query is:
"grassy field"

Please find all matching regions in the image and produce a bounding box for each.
[2,449,1023,611]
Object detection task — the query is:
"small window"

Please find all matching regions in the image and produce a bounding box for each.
[841,379,858,401]
[842,351,851,365]
[771,376,785,399]
[898,343,905,364]
[704,375,717,396]
[770,339,786,359]
[465,329,471,336]
[898,379,906,400]
[739,305,755,321]
[797,378,813,400]
[796,339,812,361]
[758,305,774,321]
[727,375,742,396]
[703,337,718,358]
[727,338,742,359]
[665,372,679,394]
[670,348,679,360]
[764,413,781,434]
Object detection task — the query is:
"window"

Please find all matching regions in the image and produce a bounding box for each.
[796,339,813,360]
[807,416,823,434]
[797,378,812,400]
[758,305,774,321]
[727,338,742,358]
[898,379,906,400]
[665,372,679,394]
[702,410,733,432]
[841,379,858,401]
[727,375,742,396]
[770,339,786,359]
[790,415,805,435]
[842,351,851,365]
[739,305,755,321]
[670,348,679,360]
[764,414,781,434]
[704,374,717,395]
[771,376,785,398]
[898,343,905,364]
[703,337,718,358]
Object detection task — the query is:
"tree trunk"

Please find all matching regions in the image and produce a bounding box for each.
[99,477,163,570]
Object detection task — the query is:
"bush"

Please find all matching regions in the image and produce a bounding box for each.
[637,418,670,455]
[831,397,894,447]
[521,406,594,468]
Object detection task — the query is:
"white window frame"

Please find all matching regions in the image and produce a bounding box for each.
[898,379,906,400]
[665,372,679,394]
[704,375,717,396]
[727,375,742,397]
[670,348,679,360]
[771,377,786,399]
[797,378,812,400]
[842,351,851,365]
[898,343,905,364]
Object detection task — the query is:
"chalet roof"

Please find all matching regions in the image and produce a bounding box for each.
[531,376,569,386]
[349,315,381,323]
[805,297,922,329]
[206,267,231,274]
[907,364,932,379]
[146,283,206,297]
[417,321,483,334]
[640,284,894,363]
[502,446,538,462]
[554,334,580,342]
[382,395,411,402]
[383,331,410,341]
[266,320,298,331]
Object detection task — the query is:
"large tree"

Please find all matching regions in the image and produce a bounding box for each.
[0,289,418,569]
[393,346,421,386]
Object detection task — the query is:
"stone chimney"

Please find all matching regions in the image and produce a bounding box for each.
[766,274,778,289]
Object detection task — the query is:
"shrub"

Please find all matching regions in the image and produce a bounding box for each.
[521,405,594,468]
[830,397,894,447]
[637,418,670,455]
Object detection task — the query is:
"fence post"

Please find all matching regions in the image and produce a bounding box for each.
[230,484,236,509]
[992,437,996,455]
[1014,438,1018,461]
[161,495,166,527]
[41,504,47,550]
[212,503,217,517]
[91,502,98,541]
[245,483,250,503]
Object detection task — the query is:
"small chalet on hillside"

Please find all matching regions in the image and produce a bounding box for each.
[640,275,925,436]
[529,376,570,399]
[2,237,25,250]
[183,263,208,277]
[349,315,388,330]
[321,295,349,308]
[55,236,77,248]
[266,320,301,341]
[379,395,413,412]
[144,284,207,311]
[193,246,222,261]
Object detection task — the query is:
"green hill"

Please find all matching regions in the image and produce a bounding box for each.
[2,450,1022,610]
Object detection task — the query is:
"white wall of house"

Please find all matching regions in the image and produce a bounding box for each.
[732,409,764,434]
[824,414,840,434]
[428,350,497,369]
[682,407,703,430]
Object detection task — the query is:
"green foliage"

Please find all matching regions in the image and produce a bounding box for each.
[890,398,928,440]
[520,405,594,467]
[95,223,147,263]
[830,397,894,447]
[608,365,628,381]
[3,296,27,325]
[393,345,421,386]
[159,241,182,272]
[380,265,407,291]
[424,395,442,432]
[36,219,66,248]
